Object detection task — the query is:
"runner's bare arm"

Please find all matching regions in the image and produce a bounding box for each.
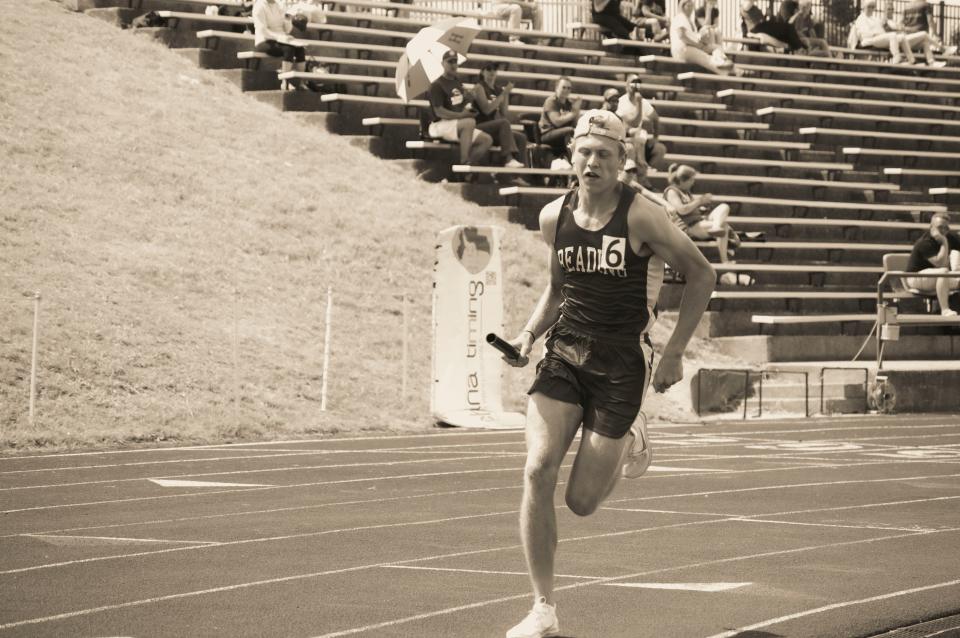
[505,198,565,366]
[629,199,716,391]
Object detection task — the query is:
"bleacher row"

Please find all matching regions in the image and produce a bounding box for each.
[95,0,960,362]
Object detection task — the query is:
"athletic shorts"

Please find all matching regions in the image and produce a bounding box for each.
[428,119,483,143]
[528,323,654,439]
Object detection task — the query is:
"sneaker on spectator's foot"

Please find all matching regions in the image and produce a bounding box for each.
[622,412,652,479]
[504,158,525,168]
[508,36,524,46]
[506,597,559,638]
[944,45,958,55]
[550,158,572,171]
[891,55,903,64]
[928,60,948,67]
[942,309,958,317]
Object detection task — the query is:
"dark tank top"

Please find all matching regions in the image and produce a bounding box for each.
[553,185,664,343]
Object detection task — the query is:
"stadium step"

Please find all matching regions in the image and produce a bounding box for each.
[706,334,960,364]
[214,68,280,92]
[173,46,235,70]
[84,6,138,27]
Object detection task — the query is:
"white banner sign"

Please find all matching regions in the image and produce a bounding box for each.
[431,225,525,429]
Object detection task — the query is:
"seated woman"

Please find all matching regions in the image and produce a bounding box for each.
[671,0,735,75]
[850,0,914,64]
[787,0,832,57]
[663,163,743,275]
[740,0,806,53]
[472,63,528,171]
[252,0,307,90]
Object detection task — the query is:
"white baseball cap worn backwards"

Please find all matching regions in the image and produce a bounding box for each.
[573,109,626,144]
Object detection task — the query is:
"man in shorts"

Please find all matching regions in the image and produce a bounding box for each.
[502,109,717,638]
[615,74,666,187]
[905,213,960,316]
[426,50,494,170]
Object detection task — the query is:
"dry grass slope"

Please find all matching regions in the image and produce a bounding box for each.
[0,0,738,453]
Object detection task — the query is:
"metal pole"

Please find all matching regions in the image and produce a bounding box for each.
[29,292,40,426]
[233,287,240,429]
[320,287,333,412]
[401,293,409,399]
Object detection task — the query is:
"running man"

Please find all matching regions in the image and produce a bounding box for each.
[502,109,716,638]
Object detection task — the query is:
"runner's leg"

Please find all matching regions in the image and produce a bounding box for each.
[520,392,582,604]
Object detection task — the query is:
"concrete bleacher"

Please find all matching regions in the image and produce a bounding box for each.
[77,0,960,413]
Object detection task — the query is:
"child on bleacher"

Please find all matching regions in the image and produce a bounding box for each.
[252,0,307,90]
[663,164,747,283]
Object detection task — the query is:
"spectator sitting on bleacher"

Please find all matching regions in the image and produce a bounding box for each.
[739,0,806,53]
[788,0,832,57]
[488,0,543,44]
[614,74,667,187]
[633,0,669,42]
[887,0,949,66]
[905,213,960,316]
[426,50,495,178]
[695,0,722,50]
[591,0,643,40]
[663,163,742,271]
[472,63,528,170]
[253,0,307,90]
[902,0,957,56]
[539,76,582,170]
[851,0,915,64]
[673,0,735,75]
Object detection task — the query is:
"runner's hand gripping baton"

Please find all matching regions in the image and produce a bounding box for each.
[486,333,521,362]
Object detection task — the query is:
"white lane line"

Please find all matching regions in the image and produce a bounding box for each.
[731,518,935,533]
[0,510,519,575]
[0,464,523,513]
[3,517,953,633]
[381,565,604,580]
[306,527,960,638]
[2,458,954,518]
[0,481,546,540]
[0,430,525,462]
[703,578,960,638]
[22,534,220,546]
[607,582,750,592]
[0,455,517,492]
[0,444,531,476]
[148,479,271,488]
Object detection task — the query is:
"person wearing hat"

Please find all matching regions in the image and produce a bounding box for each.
[425,50,497,173]
[500,109,716,638]
[252,0,307,90]
[615,74,666,188]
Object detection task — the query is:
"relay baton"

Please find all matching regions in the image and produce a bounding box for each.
[486,333,521,361]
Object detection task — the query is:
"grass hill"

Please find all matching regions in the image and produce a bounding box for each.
[0,0,741,453]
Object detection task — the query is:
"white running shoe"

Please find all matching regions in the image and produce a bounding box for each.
[504,158,525,168]
[928,60,948,68]
[506,597,559,638]
[941,309,958,317]
[550,158,572,171]
[622,412,652,479]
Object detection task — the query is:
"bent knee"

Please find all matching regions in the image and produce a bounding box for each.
[524,458,561,489]
[565,491,599,517]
